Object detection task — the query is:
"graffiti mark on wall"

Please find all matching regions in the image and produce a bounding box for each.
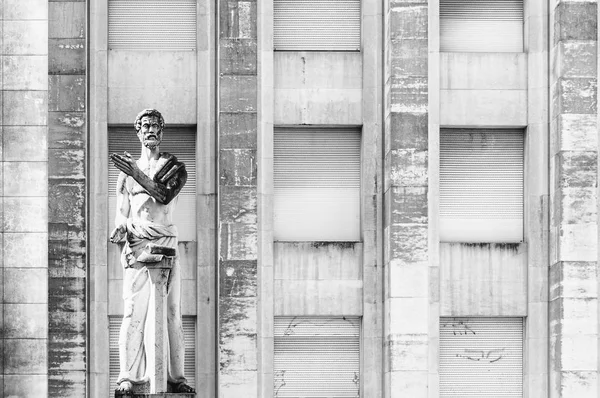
[456,348,505,363]
[441,319,476,336]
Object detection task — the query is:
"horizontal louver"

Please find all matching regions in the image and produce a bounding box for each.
[274,0,361,51]
[440,0,523,52]
[440,317,523,397]
[440,129,523,242]
[109,316,196,389]
[274,127,361,241]
[274,316,360,398]
[108,126,196,241]
[109,0,196,50]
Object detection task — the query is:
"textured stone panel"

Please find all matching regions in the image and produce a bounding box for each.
[219,149,257,186]
[390,77,428,112]
[48,370,86,398]
[550,262,597,301]
[48,180,85,226]
[49,333,86,372]
[389,4,428,40]
[2,56,47,90]
[556,77,597,114]
[219,0,258,39]
[48,1,86,38]
[3,126,48,161]
[554,151,597,188]
[48,295,86,333]
[387,112,428,151]
[3,162,47,196]
[4,268,48,303]
[3,90,47,126]
[48,75,85,112]
[220,39,257,75]
[48,149,85,179]
[219,223,258,260]
[388,334,428,371]
[3,233,48,268]
[48,39,85,75]
[3,303,48,338]
[3,375,48,398]
[390,39,428,77]
[2,21,48,55]
[4,339,48,374]
[220,186,257,223]
[48,111,85,149]
[556,114,597,153]
[3,197,48,232]
[554,187,596,224]
[554,2,598,43]
[386,148,428,188]
[385,187,428,226]
[220,75,257,112]
[219,113,258,149]
[388,224,428,262]
[556,41,597,78]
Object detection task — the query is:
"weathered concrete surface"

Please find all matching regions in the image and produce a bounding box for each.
[274,52,362,125]
[384,1,429,397]
[549,1,598,398]
[47,1,87,396]
[440,243,527,316]
[108,51,197,124]
[218,0,258,397]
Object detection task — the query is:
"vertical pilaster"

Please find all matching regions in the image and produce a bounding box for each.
[1,0,49,396]
[550,1,598,397]
[218,0,259,396]
[383,1,429,397]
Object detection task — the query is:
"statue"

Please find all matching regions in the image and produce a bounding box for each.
[110,109,195,395]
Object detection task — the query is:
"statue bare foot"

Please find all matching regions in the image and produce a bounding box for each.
[115,381,133,396]
[174,382,195,393]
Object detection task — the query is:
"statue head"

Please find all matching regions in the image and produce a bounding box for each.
[134,108,165,150]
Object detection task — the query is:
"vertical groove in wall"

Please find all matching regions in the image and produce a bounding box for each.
[383,0,429,397]
[47,0,87,396]
[549,1,598,397]
[217,0,259,396]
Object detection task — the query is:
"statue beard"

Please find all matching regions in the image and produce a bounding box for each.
[142,134,161,150]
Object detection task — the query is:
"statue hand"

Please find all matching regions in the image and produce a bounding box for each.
[110,223,126,243]
[110,152,139,177]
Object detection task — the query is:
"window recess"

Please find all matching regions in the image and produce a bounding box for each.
[439,129,524,243]
[440,0,524,52]
[274,127,361,241]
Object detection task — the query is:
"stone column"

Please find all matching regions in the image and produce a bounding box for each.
[549,1,598,397]
[218,0,259,396]
[1,0,50,396]
[383,1,429,397]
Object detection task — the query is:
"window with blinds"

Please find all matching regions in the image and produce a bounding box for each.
[108,0,197,50]
[440,317,524,397]
[439,129,524,242]
[440,0,524,52]
[274,127,361,241]
[108,125,197,241]
[274,316,360,398]
[273,0,361,51]
[109,316,196,389]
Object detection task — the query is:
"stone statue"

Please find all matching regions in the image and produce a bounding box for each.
[110,109,195,395]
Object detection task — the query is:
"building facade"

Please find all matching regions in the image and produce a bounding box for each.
[0,0,599,397]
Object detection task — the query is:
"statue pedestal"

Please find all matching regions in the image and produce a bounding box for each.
[145,257,175,394]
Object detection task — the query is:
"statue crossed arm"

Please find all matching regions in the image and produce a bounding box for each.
[110,109,194,395]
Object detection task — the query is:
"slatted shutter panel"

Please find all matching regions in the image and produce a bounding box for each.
[440,0,524,52]
[274,0,361,51]
[109,316,196,388]
[274,127,361,241]
[440,317,523,397]
[440,129,523,242]
[274,316,360,397]
[108,126,196,241]
[108,0,196,50]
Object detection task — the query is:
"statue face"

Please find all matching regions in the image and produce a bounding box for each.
[137,115,163,149]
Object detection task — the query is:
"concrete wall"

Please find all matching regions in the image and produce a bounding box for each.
[549,1,599,397]
[1,0,50,396]
[274,52,362,125]
[440,53,527,127]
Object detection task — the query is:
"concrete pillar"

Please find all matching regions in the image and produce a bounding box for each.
[1,0,50,396]
[383,1,429,397]
[549,1,599,397]
[218,0,259,396]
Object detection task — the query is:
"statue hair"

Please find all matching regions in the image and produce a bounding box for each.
[134,109,165,132]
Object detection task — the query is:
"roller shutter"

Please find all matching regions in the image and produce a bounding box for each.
[274,316,360,397]
[108,0,196,50]
[274,0,361,51]
[109,316,196,389]
[439,129,524,242]
[440,317,523,397]
[440,0,523,52]
[108,126,196,242]
[274,127,361,241]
